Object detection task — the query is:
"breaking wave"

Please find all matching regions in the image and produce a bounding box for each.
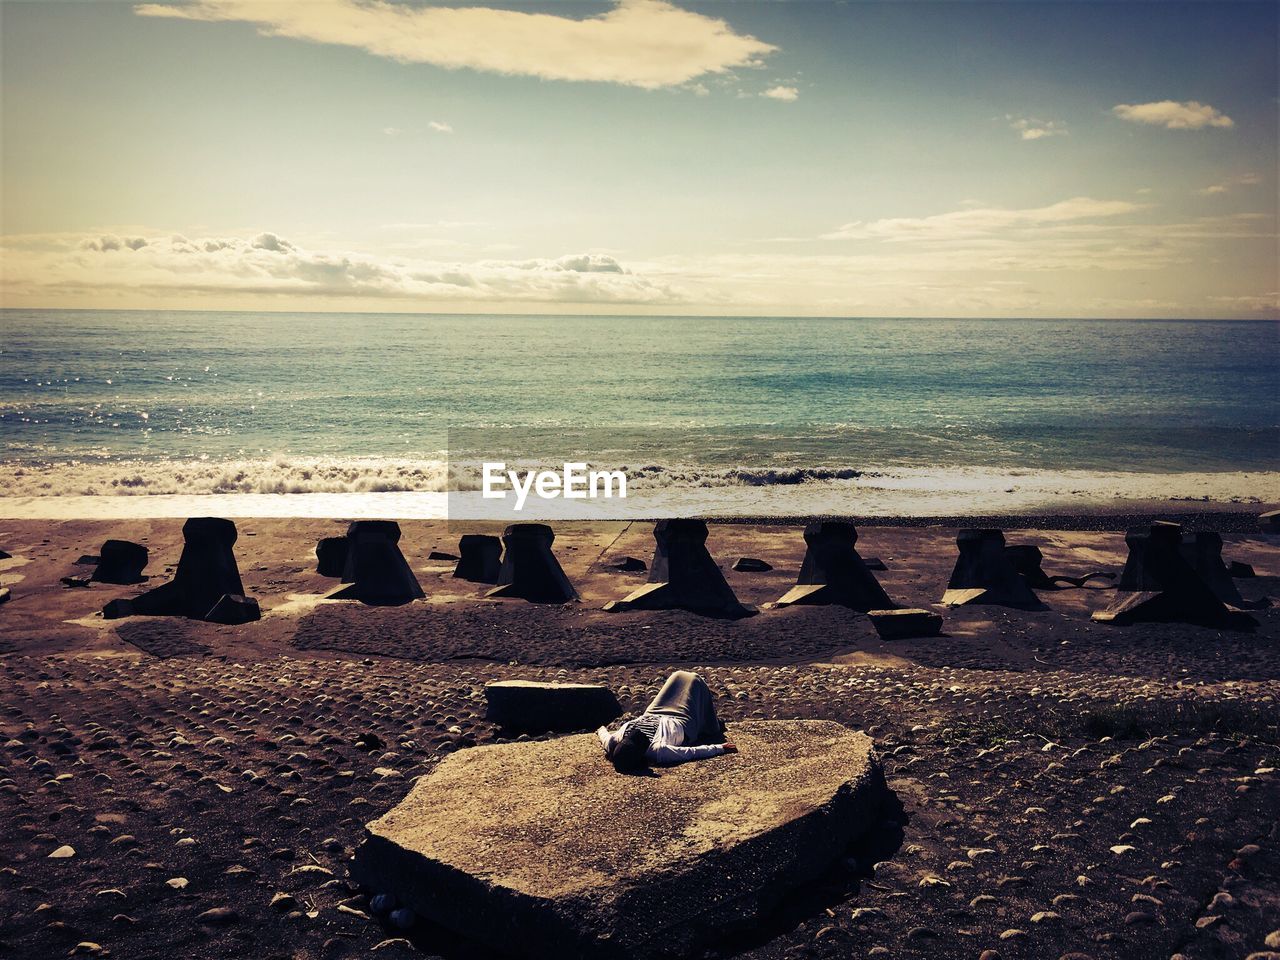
[0,455,1275,508]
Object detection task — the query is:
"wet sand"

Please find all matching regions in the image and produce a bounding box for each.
[1,515,1278,960]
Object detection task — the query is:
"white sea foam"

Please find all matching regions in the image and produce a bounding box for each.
[0,456,1274,519]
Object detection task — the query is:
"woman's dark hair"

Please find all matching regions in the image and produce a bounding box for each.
[611,726,651,772]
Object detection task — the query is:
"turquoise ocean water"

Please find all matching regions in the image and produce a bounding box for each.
[1,310,1276,511]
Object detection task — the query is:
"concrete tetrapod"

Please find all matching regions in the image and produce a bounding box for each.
[326,521,424,606]
[102,518,257,622]
[940,529,1041,608]
[605,519,754,618]
[1094,522,1255,628]
[486,524,578,604]
[774,521,895,610]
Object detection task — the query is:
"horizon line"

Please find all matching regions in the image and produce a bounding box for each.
[1,306,1276,323]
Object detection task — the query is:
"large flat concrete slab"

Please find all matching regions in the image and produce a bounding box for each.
[351,720,885,959]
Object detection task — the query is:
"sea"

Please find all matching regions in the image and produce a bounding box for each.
[1,309,1276,519]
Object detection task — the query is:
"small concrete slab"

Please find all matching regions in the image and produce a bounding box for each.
[484,680,621,733]
[351,720,885,959]
[867,608,943,640]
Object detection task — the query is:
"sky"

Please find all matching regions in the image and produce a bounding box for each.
[1,0,1276,318]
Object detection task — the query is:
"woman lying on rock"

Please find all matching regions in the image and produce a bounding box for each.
[598,670,738,772]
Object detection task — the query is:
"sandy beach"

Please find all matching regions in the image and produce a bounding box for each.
[2,510,1278,960]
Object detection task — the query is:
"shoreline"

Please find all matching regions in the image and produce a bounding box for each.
[0,490,1275,527]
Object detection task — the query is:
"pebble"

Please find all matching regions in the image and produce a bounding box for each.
[196,906,239,924]
[48,845,75,859]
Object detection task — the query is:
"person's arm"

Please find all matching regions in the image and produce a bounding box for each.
[648,742,729,765]
[597,726,616,756]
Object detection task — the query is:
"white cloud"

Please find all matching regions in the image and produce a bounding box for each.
[1,232,685,305]
[761,85,798,102]
[428,121,453,134]
[382,126,402,136]
[1112,100,1234,130]
[1198,172,1261,195]
[1006,116,1068,140]
[134,0,776,90]
[822,197,1145,241]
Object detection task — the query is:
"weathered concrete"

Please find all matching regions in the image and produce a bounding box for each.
[487,524,578,604]
[1094,522,1253,628]
[90,540,148,585]
[1006,542,1111,590]
[103,518,255,622]
[867,608,943,640]
[327,521,424,606]
[204,593,261,625]
[315,536,349,578]
[484,680,621,733]
[775,522,895,611]
[351,720,885,960]
[1180,531,1245,605]
[453,534,502,584]
[605,519,753,618]
[941,529,1041,608]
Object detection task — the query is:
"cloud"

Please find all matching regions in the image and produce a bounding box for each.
[133,0,776,90]
[382,126,402,136]
[1198,172,1261,195]
[822,197,1145,241]
[761,85,798,102]
[2,231,684,305]
[80,235,149,251]
[1112,100,1234,130]
[1006,115,1068,140]
[428,120,453,134]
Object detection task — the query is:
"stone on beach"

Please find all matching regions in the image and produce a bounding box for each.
[452,534,502,584]
[604,519,753,618]
[1260,509,1280,533]
[351,720,885,960]
[326,521,424,606]
[732,557,772,572]
[103,518,258,622]
[486,524,578,604]
[90,540,148,585]
[484,680,621,733]
[315,536,349,578]
[867,608,943,640]
[941,529,1041,608]
[1228,560,1255,578]
[204,593,262,625]
[1093,522,1253,628]
[775,521,895,610]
